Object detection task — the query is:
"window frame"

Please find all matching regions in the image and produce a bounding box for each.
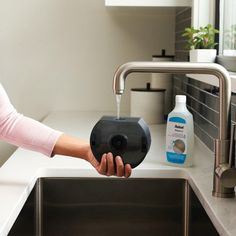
[216,0,236,72]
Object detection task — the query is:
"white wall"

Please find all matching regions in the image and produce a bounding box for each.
[0,0,175,164]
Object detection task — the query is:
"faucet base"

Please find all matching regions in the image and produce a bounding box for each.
[212,191,235,198]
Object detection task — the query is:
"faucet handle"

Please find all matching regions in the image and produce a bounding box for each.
[215,123,236,188]
[215,163,236,188]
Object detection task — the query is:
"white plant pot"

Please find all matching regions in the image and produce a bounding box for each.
[189,49,217,62]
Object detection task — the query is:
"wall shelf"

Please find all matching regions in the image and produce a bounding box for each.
[105,0,192,7]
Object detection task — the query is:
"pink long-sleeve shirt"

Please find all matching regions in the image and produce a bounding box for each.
[0,84,62,157]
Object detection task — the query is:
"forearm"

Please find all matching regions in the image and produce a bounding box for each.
[52,134,104,170]
[0,112,62,156]
[52,134,90,161]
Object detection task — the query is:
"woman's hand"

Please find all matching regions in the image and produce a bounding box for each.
[86,149,132,178]
[53,134,132,178]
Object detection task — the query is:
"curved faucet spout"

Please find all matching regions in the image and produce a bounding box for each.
[112,61,234,198]
[113,61,231,140]
[113,62,230,94]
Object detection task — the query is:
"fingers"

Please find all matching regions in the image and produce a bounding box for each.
[115,155,132,178]
[125,164,132,178]
[96,153,132,178]
[115,156,124,177]
[107,152,115,176]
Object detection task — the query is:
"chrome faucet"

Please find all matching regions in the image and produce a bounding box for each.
[112,61,236,198]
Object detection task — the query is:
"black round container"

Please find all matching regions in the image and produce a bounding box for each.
[90,116,151,168]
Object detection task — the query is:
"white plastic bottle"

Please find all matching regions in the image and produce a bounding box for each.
[165,95,194,167]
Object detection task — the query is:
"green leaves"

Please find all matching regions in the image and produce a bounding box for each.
[182,24,219,49]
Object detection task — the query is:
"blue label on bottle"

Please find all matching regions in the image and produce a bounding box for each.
[168,117,186,124]
[166,152,186,164]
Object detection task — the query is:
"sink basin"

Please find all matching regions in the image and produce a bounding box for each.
[9,178,219,236]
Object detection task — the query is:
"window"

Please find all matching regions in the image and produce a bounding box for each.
[220,0,236,56]
[217,0,236,71]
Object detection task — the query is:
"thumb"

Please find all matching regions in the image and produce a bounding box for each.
[86,149,100,169]
[89,156,100,169]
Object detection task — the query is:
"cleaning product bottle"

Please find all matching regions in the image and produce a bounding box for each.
[165,95,194,167]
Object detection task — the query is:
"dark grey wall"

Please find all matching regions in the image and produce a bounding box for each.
[175,8,191,62]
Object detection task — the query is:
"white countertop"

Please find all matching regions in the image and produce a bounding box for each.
[187,72,236,92]
[0,111,236,236]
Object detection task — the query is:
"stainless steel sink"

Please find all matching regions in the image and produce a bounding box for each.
[9,178,219,236]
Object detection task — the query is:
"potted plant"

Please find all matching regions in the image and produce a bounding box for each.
[182,24,219,62]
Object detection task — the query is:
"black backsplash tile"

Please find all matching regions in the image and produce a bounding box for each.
[231,103,236,122]
[174,76,220,112]
[175,19,192,33]
[173,75,236,152]
[175,7,191,62]
[176,8,192,22]
[231,93,236,106]
[194,123,215,151]
[175,41,188,51]
[174,52,189,62]
[187,96,219,126]
[188,106,218,139]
